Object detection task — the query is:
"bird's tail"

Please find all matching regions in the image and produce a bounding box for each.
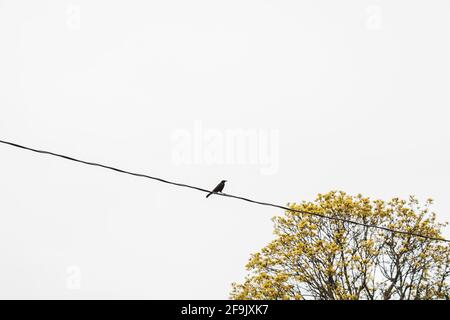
[206,192,213,198]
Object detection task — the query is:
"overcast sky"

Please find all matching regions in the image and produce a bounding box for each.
[1,0,449,299]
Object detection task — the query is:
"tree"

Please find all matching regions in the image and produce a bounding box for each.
[231,191,449,300]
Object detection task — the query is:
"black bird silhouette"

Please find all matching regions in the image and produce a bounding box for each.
[206,180,227,198]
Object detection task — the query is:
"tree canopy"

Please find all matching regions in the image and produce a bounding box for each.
[231,191,449,300]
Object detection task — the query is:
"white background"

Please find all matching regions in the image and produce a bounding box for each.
[0,0,449,299]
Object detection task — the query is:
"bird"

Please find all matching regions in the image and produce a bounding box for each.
[206,180,227,198]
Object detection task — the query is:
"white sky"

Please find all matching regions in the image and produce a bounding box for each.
[0,0,449,299]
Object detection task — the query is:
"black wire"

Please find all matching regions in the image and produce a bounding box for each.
[0,139,449,243]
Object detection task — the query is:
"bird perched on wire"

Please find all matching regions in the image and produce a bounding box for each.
[206,180,227,198]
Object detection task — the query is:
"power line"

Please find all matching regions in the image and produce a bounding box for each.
[0,138,448,243]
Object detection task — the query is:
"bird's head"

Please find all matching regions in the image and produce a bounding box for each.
[222,180,227,183]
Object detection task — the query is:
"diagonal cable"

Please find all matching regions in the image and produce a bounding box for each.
[0,139,448,243]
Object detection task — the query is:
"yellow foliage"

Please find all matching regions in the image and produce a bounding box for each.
[231,191,449,300]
